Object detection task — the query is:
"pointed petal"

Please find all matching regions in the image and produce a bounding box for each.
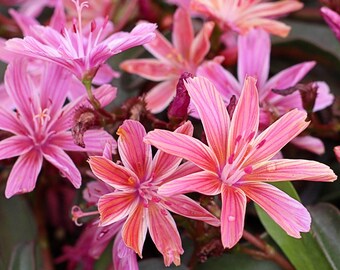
[321,7,340,40]
[290,136,325,155]
[152,121,194,182]
[117,120,152,182]
[173,8,193,58]
[164,194,220,227]
[120,59,177,81]
[263,61,316,98]
[245,109,309,166]
[51,130,116,154]
[147,202,183,266]
[0,107,25,134]
[88,156,138,189]
[145,80,178,113]
[197,61,241,100]
[158,171,222,196]
[5,150,43,198]
[0,135,32,160]
[228,76,259,159]
[144,130,219,172]
[144,30,178,64]
[190,21,214,65]
[220,185,246,248]
[42,145,81,188]
[242,182,311,238]
[313,81,334,111]
[237,29,270,88]
[185,76,230,166]
[122,203,148,257]
[98,192,137,226]
[244,159,336,182]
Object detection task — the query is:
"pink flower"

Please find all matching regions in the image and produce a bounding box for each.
[0,59,116,198]
[198,28,334,154]
[321,7,340,41]
[144,76,337,249]
[5,0,156,82]
[88,120,220,266]
[190,0,303,37]
[120,7,214,113]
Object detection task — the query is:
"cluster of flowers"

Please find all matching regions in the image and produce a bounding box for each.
[0,0,339,269]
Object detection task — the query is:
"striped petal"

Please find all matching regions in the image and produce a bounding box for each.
[173,7,193,59]
[220,185,247,248]
[242,182,311,238]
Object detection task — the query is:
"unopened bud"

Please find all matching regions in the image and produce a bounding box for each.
[167,72,194,122]
[226,95,236,119]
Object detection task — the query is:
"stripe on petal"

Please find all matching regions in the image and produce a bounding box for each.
[0,135,32,160]
[158,171,221,196]
[88,156,138,189]
[242,182,311,238]
[122,203,148,257]
[220,185,247,249]
[164,194,220,227]
[145,130,219,172]
[5,149,43,198]
[98,192,137,226]
[185,76,229,166]
[117,120,152,182]
[147,202,183,266]
[244,159,337,182]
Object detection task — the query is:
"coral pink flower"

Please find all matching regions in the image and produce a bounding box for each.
[321,7,340,41]
[144,76,337,249]
[120,7,215,113]
[0,59,116,198]
[190,0,303,37]
[5,0,156,82]
[88,120,220,266]
[198,28,334,154]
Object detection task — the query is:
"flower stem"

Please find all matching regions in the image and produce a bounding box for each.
[82,78,101,110]
[242,230,294,270]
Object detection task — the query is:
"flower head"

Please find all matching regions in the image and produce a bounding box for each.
[0,59,116,198]
[190,0,303,37]
[120,7,214,113]
[88,120,219,266]
[144,76,337,248]
[198,28,334,154]
[5,0,156,81]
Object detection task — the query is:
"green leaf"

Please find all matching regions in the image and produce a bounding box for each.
[139,258,189,270]
[255,182,332,270]
[309,203,340,269]
[196,253,281,270]
[8,241,39,270]
[0,195,38,269]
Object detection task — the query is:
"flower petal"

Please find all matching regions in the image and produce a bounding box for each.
[220,185,247,248]
[190,21,214,65]
[158,171,222,196]
[173,8,193,59]
[244,159,337,182]
[313,81,334,111]
[120,59,177,81]
[242,182,311,238]
[228,76,259,160]
[185,76,230,166]
[0,135,32,160]
[290,135,325,155]
[113,230,139,270]
[117,120,152,182]
[5,149,43,198]
[147,202,183,266]
[42,145,81,188]
[152,121,194,182]
[144,129,219,172]
[122,203,148,257]
[145,80,178,113]
[98,192,137,226]
[245,109,309,166]
[88,156,138,189]
[164,194,220,227]
[237,29,270,89]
